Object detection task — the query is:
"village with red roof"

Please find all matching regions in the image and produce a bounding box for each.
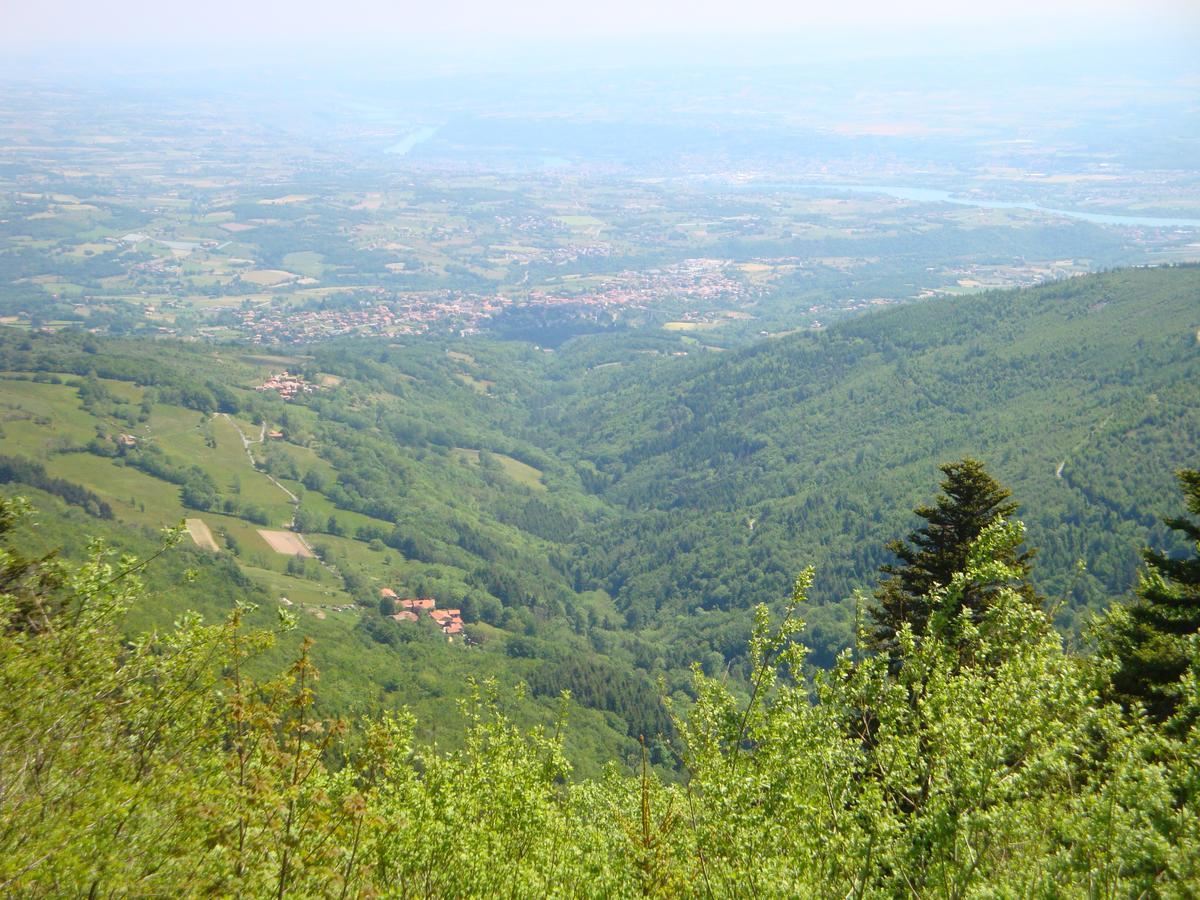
[383,589,466,640]
[256,371,318,401]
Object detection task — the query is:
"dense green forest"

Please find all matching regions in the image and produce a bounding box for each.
[0,265,1196,777]
[0,461,1197,894]
[532,266,1199,664]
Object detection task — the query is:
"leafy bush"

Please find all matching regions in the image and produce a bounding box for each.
[1,496,1197,895]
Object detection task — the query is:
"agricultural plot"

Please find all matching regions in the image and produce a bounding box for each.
[43,454,185,525]
[258,195,311,206]
[281,251,325,277]
[454,372,494,394]
[239,563,348,607]
[185,518,219,551]
[451,448,545,491]
[239,269,296,286]
[258,529,313,557]
[0,379,96,448]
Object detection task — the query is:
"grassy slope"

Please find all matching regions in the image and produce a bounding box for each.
[0,343,647,775]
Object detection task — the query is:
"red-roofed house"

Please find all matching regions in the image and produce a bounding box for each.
[379,588,398,600]
[391,611,419,623]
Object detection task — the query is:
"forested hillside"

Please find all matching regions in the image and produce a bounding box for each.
[542,266,1199,663]
[0,265,1196,770]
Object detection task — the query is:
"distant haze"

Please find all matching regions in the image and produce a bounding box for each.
[4,0,1198,69]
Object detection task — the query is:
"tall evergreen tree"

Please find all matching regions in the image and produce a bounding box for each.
[867,458,1037,658]
[1106,468,1200,725]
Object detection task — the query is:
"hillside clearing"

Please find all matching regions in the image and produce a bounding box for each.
[452,448,546,491]
[258,529,313,557]
[185,518,219,551]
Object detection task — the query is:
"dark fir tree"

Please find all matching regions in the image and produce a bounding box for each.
[1107,469,1200,725]
[868,458,1037,658]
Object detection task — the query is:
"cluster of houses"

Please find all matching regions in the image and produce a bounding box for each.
[256,371,318,401]
[380,588,465,640]
[232,259,753,346]
[236,293,504,343]
[525,257,755,315]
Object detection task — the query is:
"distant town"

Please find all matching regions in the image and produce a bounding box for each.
[2,77,1197,349]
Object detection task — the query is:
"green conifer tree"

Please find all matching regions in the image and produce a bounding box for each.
[867,458,1037,659]
[1106,468,1200,724]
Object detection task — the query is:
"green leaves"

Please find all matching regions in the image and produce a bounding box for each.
[1103,468,1200,725]
[671,520,1200,897]
[1,493,1199,895]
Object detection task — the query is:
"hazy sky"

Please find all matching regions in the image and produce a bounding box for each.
[6,0,1198,49]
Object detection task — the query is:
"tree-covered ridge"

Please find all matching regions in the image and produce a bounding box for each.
[0,265,1196,772]
[547,265,1199,660]
[1,477,1198,896]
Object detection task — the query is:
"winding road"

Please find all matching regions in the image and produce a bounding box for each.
[219,414,330,568]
